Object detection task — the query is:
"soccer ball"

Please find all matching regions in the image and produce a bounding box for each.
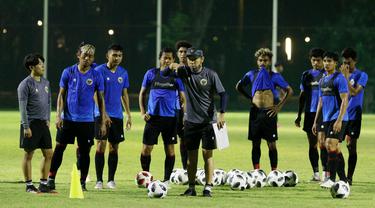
[230,173,247,191]
[196,169,206,185]
[283,170,299,187]
[330,181,350,199]
[267,170,285,187]
[136,171,153,188]
[213,169,226,186]
[253,169,267,188]
[225,168,242,185]
[244,171,256,189]
[147,180,168,198]
[169,169,188,185]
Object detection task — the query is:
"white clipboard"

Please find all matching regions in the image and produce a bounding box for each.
[212,123,229,150]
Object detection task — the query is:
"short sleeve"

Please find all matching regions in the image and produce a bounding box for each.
[358,72,368,88]
[96,71,104,92]
[141,70,152,88]
[123,71,130,89]
[59,69,69,89]
[240,71,251,86]
[212,71,225,94]
[336,74,349,94]
[273,73,289,89]
[176,78,185,91]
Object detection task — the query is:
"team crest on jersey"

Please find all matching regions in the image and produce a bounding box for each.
[200,78,208,86]
[118,77,123,83]
[86,78,93,86]
[45,86,49,93]
[350,79,355,86]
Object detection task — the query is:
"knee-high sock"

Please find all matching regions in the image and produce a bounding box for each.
[140,154,151,172]
[252,141,261,169]
[78,147,90,184]
[269,148,278,170]
[337,153,347,182]
[76,147,81,170]
[164,155,175,181]
[108,152,118,182]
[309,146,319,173]
[180,140,188,170]
[320,147,328,171]
[347,146,357,180]
[328,151,338,181]
[49,144,67,179]
[95,151,105,182]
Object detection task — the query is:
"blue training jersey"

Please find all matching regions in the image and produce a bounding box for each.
[239,67,273,97]
[300,69,325,112]
[59,64,104,122]
[94,64,130,119]
[319,71,349,122]
[142,68,185,117]
[347,69,368,120]
[270,71,289,103]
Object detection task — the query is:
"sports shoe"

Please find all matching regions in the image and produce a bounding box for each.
[95,181,103,189]
[47,179,55,190]
[310,172,321,182]
[107,181,116,189]
[26,185,39,193]
[180,188,197,196]
[320,179,334,188]
[202,189,212,197]
[81,183,88,191]
[38,183,50,193]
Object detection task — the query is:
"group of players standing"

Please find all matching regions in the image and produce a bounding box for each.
[17,41,366,197]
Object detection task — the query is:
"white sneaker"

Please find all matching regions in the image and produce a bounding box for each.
[311,172,321,182]
[107,181,116,189]
[95,181,103,189]
[320,179,334,188]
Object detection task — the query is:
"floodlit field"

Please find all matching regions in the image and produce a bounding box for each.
[0,111,374,207]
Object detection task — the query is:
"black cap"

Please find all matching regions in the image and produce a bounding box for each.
[187,47,203,60]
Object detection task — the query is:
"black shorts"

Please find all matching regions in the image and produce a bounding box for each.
[345,120,361,139]
[303,112,324,133]
[20,119,52,150]
[176,109,184,139]
[184,121,216,150]
[56,120,95,148]
[95,117,125,144]
[143,116,177,145]
[324,120,348,142]
[248,106,278,142]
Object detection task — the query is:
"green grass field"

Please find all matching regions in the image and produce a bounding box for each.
[0,111,374,207]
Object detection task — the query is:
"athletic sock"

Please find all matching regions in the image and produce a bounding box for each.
[95,151,105,182]
[40,179,47,185]
[252,143,261,169]
[78,147,90,184]
[337,153,347,182]
[140,154,151,172]
[204,183,213,191]
[269,148,278,170]
[49,143,67,179]
[76,147,81,170]
[26,180,33,186]
[164,155,175,181]
[347,151,357,180]
[180,141,188,170]
[328,151,338,181]
[320,147,328,171]
[108,151,118,182]
[309,147,319,173]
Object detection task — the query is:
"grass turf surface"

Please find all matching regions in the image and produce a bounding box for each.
[0,111,374,207]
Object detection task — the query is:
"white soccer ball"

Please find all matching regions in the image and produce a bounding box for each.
[225,168,242,185]
[267,170,285,187]
[169,169,188,185]
[254,169,267,188]
[283,170,299,187]
[147,180,168,198]
[196,169,206,185]
[330,181,350,199]
[136,171,153,188]
[213,169,226,186]
[244,171,256,189]
[230,173,247,191]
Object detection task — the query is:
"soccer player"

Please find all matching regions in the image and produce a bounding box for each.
[139,47,186,185]
[175,40,192,170]
[236,48,293,171]
[47,43,107,191]
[295,48,327,181]
[340,48,367,185]
[170,48,227,197]
[17,54,53,193]
[94,44,132,189]
[312,51,349,188]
